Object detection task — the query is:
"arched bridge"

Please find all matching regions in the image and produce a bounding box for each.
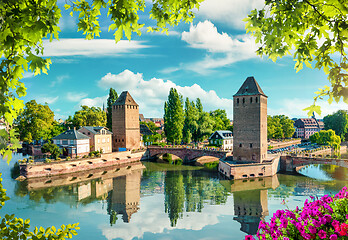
[147,146,231,163]
[280,156,348,172]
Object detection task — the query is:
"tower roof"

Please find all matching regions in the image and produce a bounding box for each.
[113,91,138,106]
[234,77,267,97]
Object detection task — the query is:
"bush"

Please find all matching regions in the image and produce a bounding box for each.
[204,161,219,170]
[45,158,51,163]
[246,187,348,240]
[66,157,71,161]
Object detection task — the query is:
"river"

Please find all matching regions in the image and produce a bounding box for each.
[0,153,347,240]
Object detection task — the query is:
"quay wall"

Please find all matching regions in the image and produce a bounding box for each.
[269,139,301,150]
[20,150,148,179]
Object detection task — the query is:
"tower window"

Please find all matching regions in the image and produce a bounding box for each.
[239,143,242,147]
[256,97,258,103]
[250,143,253,148]
[250,97,252,103]
[242,98,245,103]
[236,98,239,104]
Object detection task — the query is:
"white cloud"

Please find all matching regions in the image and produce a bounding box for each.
[97,69,233,118]
[163,21,258,74]
[66,92,88,102]
[197,0,264,29]
[23,72,34,79]
[36,96,59,105]
[78,95,108,108]
[268,98,348,118]
[42,38,150,57]
[51,75,69,87]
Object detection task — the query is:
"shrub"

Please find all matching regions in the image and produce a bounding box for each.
[29,159,34,164]
[45,158,51,163]
[246,187,348,240]
[66,157,71,161]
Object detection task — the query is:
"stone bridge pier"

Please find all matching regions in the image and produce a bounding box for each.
[147,146,231,163]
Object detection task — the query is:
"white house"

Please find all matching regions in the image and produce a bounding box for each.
[208,130,233,150]
[52,129,90,157]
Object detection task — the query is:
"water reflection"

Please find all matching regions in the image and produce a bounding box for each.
[220,176,279,235]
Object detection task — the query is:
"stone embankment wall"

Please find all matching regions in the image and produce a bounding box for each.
[20,150,148,179]
[269,139,301,150]
[292,145,347,157]
[218,157,280,180]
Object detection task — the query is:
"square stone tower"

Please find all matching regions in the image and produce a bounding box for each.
[233,77,267,163]
[112,91,140,151]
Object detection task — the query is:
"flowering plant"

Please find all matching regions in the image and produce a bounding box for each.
[246,186,348,240]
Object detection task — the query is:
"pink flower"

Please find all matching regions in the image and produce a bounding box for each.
[318,230,327,239]
[244,235,255,240]
[330,234,338,240]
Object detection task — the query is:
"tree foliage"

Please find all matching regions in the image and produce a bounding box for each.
[309,129,341,150]
[245,0,348,116]
[210,109,230,131]
[164,88,184,144]
[15,100,56,143]
[72,105,106,128]
[182,98,199,144]
[140,121,159,134]
[41,142,61,159]
[106,88,118,130]
[268,115,295,139]
[324,110,348,141]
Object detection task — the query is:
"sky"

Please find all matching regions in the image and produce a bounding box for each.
[21,0,347,120]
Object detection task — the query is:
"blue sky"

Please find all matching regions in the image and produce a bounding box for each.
[21,0,346,120]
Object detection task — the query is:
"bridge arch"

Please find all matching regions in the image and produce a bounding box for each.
[147,146,230,163]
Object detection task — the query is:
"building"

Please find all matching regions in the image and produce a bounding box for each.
[208,130,233,150]
[294,117,324,139]
[52,129,90,157]
[233,76,268,163]
[78,126,112,153]
[112,91,140,151]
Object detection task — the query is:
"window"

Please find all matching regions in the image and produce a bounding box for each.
[88,132,90,135]
[239,143,242,147]
[102,138,105,143]
[256,97,258,103]
[97,139,100,143]
[250,143,253,148]
[250,97,252,103]
[243,98,245,103]
[107,138,109,142]
[122,139,124,142]
[62,140,68,145]
[236,98,239,104]
[69,140,74,145]
[56,140,60,144]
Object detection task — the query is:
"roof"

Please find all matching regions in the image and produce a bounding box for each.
[113,91,138,106]
[209,130,233,140]
[79,126,112,135]
[53,129,90,140]
[234,76,267,97]
[294,118,321,128]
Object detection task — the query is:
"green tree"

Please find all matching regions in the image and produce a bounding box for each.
[15,100,55,143]
[106,88,118,130]
[195,112,214,142]
[182,98,199,144]
[164,88,184,144]
[140,121,159,133]
[50,121,67,139]
[324,110,348,141]
[267,115,295,139]
[73,106,106,128]
[276,115,295,138]
[42,142,61,159]
[245,0,348,115]
[210,109,230,131]
[309,129,341,151]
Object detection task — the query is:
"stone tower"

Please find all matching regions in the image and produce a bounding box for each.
[233,77,267,163]
[112,91,140,151]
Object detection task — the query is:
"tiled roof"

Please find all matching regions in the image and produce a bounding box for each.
[113,91,138,106]
[79,126,112,135]
[53,129,90,140]
[209,130,233,140]
[234,76,267,97]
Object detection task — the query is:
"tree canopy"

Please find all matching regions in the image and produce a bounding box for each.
[106,88,118,130]
[309,129,341,150]
[15,100,62,143]
[268,115,295,139]
[41,142,61,159]
[72,105,106,128]
[324,110,348,141]
[245,0,348,116]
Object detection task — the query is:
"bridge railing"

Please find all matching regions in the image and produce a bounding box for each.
[147,145,230,153]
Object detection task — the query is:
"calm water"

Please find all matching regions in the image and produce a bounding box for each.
[0,153,348,240]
